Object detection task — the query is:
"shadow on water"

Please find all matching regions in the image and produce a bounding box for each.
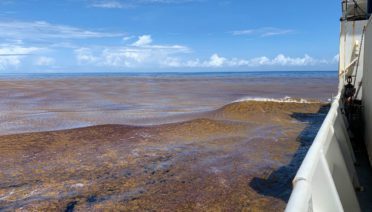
[249,105,330,202]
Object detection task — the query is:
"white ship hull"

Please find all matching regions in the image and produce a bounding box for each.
[286,1,372,211]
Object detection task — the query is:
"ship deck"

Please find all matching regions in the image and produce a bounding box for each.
[354,140,372,211]
[351,115,372,212]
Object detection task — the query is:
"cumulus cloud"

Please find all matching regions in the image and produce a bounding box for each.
[68,32,337,70]
[97,44,189,67]
[232,27,294,37]
[208,54,226,67]
[229,54,317,67]
[74,31,336,70]
[75,48,99,64]
[183,54,227,68]
[35,56,55,66]
[269,54,316,66]
[164,53,334,68]
[74,34,189,68]
[0,45,40,70]
[132,35,153,46]
[102,49,149,67]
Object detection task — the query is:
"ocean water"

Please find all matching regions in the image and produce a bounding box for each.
[0,71,336,211]
[0,71,337,135]
[0,70,337,80]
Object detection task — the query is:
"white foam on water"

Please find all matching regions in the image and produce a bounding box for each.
[233,96,325,104]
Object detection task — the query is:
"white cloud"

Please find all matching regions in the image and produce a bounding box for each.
[35,56,55,66]
[206,54,226,67]
[91,1,129,8]
[91,0,200,8]
[179,54,228,68]
[270,54,315,66]
[68,30,337,70]
[0,45,40,70]
[74,35,190,68]
[232,27,294,37]
[75,48,99,64]
[170,53,333,68]
[102,49,149,67]
[232,30,254,36]
[74,36,336,70]
[248,56,270,66]
[122,36,134,41]
[333,54,340,63]
[102,44,189,67]
[0,21,124,40]
[132,35,153,46]
[160,57,182,67]
[229,54,312,67]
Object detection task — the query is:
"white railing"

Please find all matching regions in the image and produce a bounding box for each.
[286,94,361,212]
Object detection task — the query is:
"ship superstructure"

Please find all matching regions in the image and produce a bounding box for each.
[286,1,372,211]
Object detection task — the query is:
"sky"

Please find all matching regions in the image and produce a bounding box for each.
[0,0,341,72]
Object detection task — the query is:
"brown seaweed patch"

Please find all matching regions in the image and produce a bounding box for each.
[0,100,328,211]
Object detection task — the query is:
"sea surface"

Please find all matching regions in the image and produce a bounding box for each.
[0,71,337,135]
[0,71,337,211]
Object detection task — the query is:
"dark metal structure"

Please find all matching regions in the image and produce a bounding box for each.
[342,0,372,21]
